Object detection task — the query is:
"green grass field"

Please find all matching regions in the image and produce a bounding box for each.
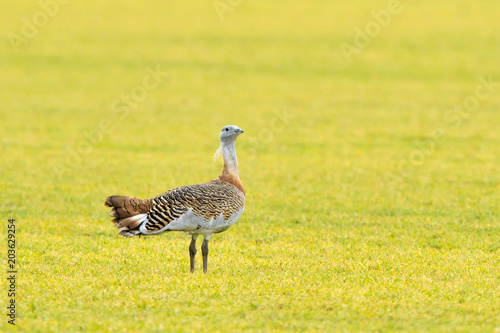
[1,0,499,331]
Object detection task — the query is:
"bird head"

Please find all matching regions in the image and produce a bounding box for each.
[219,125,244,142]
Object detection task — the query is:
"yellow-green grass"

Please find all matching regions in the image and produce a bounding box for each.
[1,0,499,331]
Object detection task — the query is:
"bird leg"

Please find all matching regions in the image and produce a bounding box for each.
[202,238,210,273]
[189,235,198,273]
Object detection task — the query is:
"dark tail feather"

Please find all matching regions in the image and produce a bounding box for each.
[105,195,152,237]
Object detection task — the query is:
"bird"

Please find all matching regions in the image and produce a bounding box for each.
[104,125,245,273]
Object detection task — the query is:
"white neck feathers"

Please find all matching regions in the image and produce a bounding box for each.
[221,141,238,176]
[218,139,244,194]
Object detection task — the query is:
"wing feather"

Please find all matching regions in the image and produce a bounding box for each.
[142,179,245,233]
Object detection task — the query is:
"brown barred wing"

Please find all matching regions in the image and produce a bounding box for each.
[142,180,245,233]
[142,189,190,232]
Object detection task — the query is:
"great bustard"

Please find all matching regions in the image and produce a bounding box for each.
[105,125,245,273]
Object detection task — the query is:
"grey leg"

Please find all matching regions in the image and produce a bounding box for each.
[201,238,210,273]
[189,235,198,273]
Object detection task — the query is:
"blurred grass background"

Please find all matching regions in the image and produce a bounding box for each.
[1,0,499,331]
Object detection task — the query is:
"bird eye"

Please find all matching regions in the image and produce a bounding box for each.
[225,128,229,131]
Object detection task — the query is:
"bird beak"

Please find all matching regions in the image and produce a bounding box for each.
[237,129,244,134]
